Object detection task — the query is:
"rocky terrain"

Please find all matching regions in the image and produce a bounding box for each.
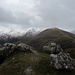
[0,28,75,75]
[43,42,74,70]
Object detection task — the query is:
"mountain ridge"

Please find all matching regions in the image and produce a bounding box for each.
[29,28,75,51]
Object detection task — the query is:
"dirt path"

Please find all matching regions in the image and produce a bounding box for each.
[30,48,38,55]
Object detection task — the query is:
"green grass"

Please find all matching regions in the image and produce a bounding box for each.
[0,50,75,75]
[65,48,75,59]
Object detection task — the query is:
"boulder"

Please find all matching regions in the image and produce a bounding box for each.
[17,43,30,52]
[3,43,16,55]
[50,52,74,70]
[0,47,5,56]
[43,43,62,53]
[43,42,74,70]
[0,43,31,64]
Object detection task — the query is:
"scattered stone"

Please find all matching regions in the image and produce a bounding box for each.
[12,58,15,60]
[24,66,32,75]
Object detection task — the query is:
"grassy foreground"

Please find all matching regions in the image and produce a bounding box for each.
[0,50,75,75]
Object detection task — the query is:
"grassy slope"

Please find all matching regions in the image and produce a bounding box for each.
[29,28,75,51]
[15,28,75,51]
[0,28,75,75]
[0,50,75,75]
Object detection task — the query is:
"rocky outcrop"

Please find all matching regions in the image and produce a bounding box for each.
[3,43,16,56]
[0,43,31,64]
[17,43,30,52]
[43,43,63,54]
[43,43,74,70]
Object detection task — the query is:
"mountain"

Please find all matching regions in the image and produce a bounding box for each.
[0,27,41,45]
[17,28,41,44]
[29,28,75,51]
[24,28,41,37]
[0,33,20,44]
[0,28,75,75]
[0,44,75,75]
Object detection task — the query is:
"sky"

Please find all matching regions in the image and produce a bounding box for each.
[0,0,75,34]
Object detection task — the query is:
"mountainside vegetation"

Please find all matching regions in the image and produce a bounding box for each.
[0,50,75,75]
[29,28,75,51]
[0,28,75,75]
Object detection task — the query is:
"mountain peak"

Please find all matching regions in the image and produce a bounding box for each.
[25,27,41,37]
[30,28,75,51]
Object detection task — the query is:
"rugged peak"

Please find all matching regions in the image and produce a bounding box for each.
[25,28,41,37]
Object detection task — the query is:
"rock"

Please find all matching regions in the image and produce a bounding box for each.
[17,43,30,52]
[43,42,74,70]
[0,47,5,55]
[0,43,31,59]
[0,43,16,59]
[3,43,16,55]
[24,66,32,75]
[0,42,32,64]
[3,43,16,48]
[43,43,62,54]
[12,58,15,60]
[50,52,74,70]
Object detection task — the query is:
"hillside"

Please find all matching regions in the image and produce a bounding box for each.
[0,50,75,75]
[29,28,75,51]
[0,28,75,75]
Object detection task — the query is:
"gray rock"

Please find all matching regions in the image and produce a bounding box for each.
[3,43,16,55]
[17,43,30,52]
[43,43,62,53]
[24,66,32,75]
[0,47,5,55]
[0,43,32,64]
[50,52,74,70]
[43,42,74,70]
[0,43,31,58]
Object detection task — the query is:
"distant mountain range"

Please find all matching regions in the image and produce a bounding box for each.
[0,27,75,75]
[0,28,41,44]
[0,33,20,44]
[0,27,75,50]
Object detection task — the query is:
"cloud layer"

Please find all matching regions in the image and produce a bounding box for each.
[0,0,75,32]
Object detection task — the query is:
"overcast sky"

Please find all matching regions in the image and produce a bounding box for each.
[0,0,75,33]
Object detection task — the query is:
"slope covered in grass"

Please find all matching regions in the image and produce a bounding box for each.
[29,28,75,51]
[0,50,75,75]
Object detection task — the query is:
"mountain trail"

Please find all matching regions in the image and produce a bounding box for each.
[30,48,38,55]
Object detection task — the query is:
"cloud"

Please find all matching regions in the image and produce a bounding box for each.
[0,6,34,26]
[0,0,39,25]
[34,0,75,30]
[0,0,75,32]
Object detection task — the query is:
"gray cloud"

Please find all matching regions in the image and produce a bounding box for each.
[0,0,75,32]
[35,0,75,30]
[0,7,34,26]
